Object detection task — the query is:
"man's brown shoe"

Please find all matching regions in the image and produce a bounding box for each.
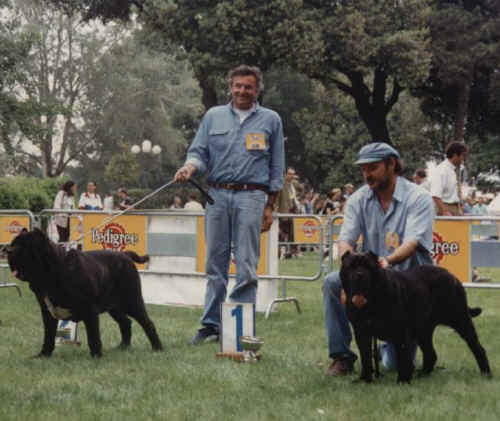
[326,358,354,376]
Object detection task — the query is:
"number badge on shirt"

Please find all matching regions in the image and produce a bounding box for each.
[245,133,266,150]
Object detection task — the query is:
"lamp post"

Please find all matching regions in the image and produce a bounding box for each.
[131,140,162,188]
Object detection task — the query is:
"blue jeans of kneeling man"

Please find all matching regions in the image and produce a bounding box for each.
[200,188,266,330]
[323,271,417,369]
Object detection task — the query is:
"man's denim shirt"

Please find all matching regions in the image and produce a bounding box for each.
[185,102,285,193]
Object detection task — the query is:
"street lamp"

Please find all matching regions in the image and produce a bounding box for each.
[130,140,162,188]
[131,139,162,156]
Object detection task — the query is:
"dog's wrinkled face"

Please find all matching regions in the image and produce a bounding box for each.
[6,228,49,283]
[340,251,380,309]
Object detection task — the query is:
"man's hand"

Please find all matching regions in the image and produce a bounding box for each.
[378,256,391,269]
[261,204,274,232]
[175,164,196,183]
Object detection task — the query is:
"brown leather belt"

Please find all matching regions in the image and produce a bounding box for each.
[209,183,269,193]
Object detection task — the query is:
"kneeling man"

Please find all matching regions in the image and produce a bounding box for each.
[323,142,435,375]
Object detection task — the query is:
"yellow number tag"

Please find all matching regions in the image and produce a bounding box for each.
[245,133,266,150]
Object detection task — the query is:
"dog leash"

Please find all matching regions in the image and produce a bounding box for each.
[76,178,214,241]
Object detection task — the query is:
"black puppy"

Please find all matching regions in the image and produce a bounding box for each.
[340,251,491,383]
[6,228,163,357]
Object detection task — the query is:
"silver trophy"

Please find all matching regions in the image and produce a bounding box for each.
[240,336,263,362]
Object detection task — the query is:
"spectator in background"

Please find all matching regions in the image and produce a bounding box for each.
[184,192,204,211]
[304,190,319,214]
[103,192,114,211]
[472,196,488,216]
[430,141,468,216]
[343,183,354,199]
[463,196,475,215]
[170,194,183,210]
[276,167,300,257]
[413,168,431,191]
[322,188,342,215]
[53,180,76,243]
[78,181,103,210]
[117,187,133,210]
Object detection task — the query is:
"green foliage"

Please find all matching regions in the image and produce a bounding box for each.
[0,176,67,212]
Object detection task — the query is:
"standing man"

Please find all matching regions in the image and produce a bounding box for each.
[322,142,435,375]
[430,141,468,216]
[175,65,285,345]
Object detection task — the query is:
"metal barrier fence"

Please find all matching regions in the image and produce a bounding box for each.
[3,209,500,321]
[0,209,34,298]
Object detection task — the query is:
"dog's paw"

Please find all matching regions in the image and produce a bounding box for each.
[33,351,52,359]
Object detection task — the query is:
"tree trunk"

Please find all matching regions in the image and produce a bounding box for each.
[198,73,218,110]
[454,78,472,142]
[344,70,399,146]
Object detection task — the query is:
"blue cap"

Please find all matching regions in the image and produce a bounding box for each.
[354,142,401,165]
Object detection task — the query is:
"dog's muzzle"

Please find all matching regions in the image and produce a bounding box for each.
[352,295,368,309]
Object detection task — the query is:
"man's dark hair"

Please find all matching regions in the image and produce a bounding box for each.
[445,141,468,159]
[61,180,75,196]
[188,192,198,201]
[384,156,404,175]
[118,188,127,195]
[415,168,427,178]
[227,65,264,92]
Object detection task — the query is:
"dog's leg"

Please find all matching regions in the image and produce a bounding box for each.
[109,309,132,349]
[394,330,414,383]
[353,326,373,383]
[453,318,491,376]
[417,326,437,375]
[34,294,58,357]
[82,312,102,357]
[127,303,163,351]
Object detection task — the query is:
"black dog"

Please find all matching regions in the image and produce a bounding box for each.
[340,251,491,383]
[6,228,163,357]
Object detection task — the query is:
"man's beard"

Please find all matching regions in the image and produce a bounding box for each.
[367,174,391,192]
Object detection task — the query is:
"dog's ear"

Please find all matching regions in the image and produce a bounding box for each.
[341,250,352,264]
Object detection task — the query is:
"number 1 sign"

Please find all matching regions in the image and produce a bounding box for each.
[221,302,255,353]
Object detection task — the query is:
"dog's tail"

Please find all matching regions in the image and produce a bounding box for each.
[124,251,150,264]
[469,307,482,318]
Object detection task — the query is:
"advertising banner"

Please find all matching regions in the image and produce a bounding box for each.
[293,217,324,244]
[196,216,268,275]
[0,216,30,244]
[82,214,148,269]
[432,219,470,282]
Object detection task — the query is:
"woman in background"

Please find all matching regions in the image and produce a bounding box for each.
[78,181,103,210]
[53,180,76,242]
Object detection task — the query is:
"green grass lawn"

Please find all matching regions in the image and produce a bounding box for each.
[0,258,499,421]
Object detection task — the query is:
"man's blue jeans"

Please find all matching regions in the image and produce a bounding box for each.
[323,271,417,368]
[200,188,266,330]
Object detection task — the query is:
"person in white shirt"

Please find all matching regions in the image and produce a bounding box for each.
[413,168,431,191]
[183,192,204,211]
[430,141,468,216]
[169,194,183,209]
[78,181,103,210]
[53,180,76,242]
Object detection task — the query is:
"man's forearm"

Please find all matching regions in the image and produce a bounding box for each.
[386,240,418,266]
[338,240,355,261]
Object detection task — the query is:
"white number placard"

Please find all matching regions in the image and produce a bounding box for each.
[221,302,255,353]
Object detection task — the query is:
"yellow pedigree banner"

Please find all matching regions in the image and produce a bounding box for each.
[0,216,30,244]
[196,216,267,275]
[293,217,324,244]
[82,214,148,269]
[432,219,470,282]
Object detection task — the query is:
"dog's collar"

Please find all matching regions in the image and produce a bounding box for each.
[44,296,72,320]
